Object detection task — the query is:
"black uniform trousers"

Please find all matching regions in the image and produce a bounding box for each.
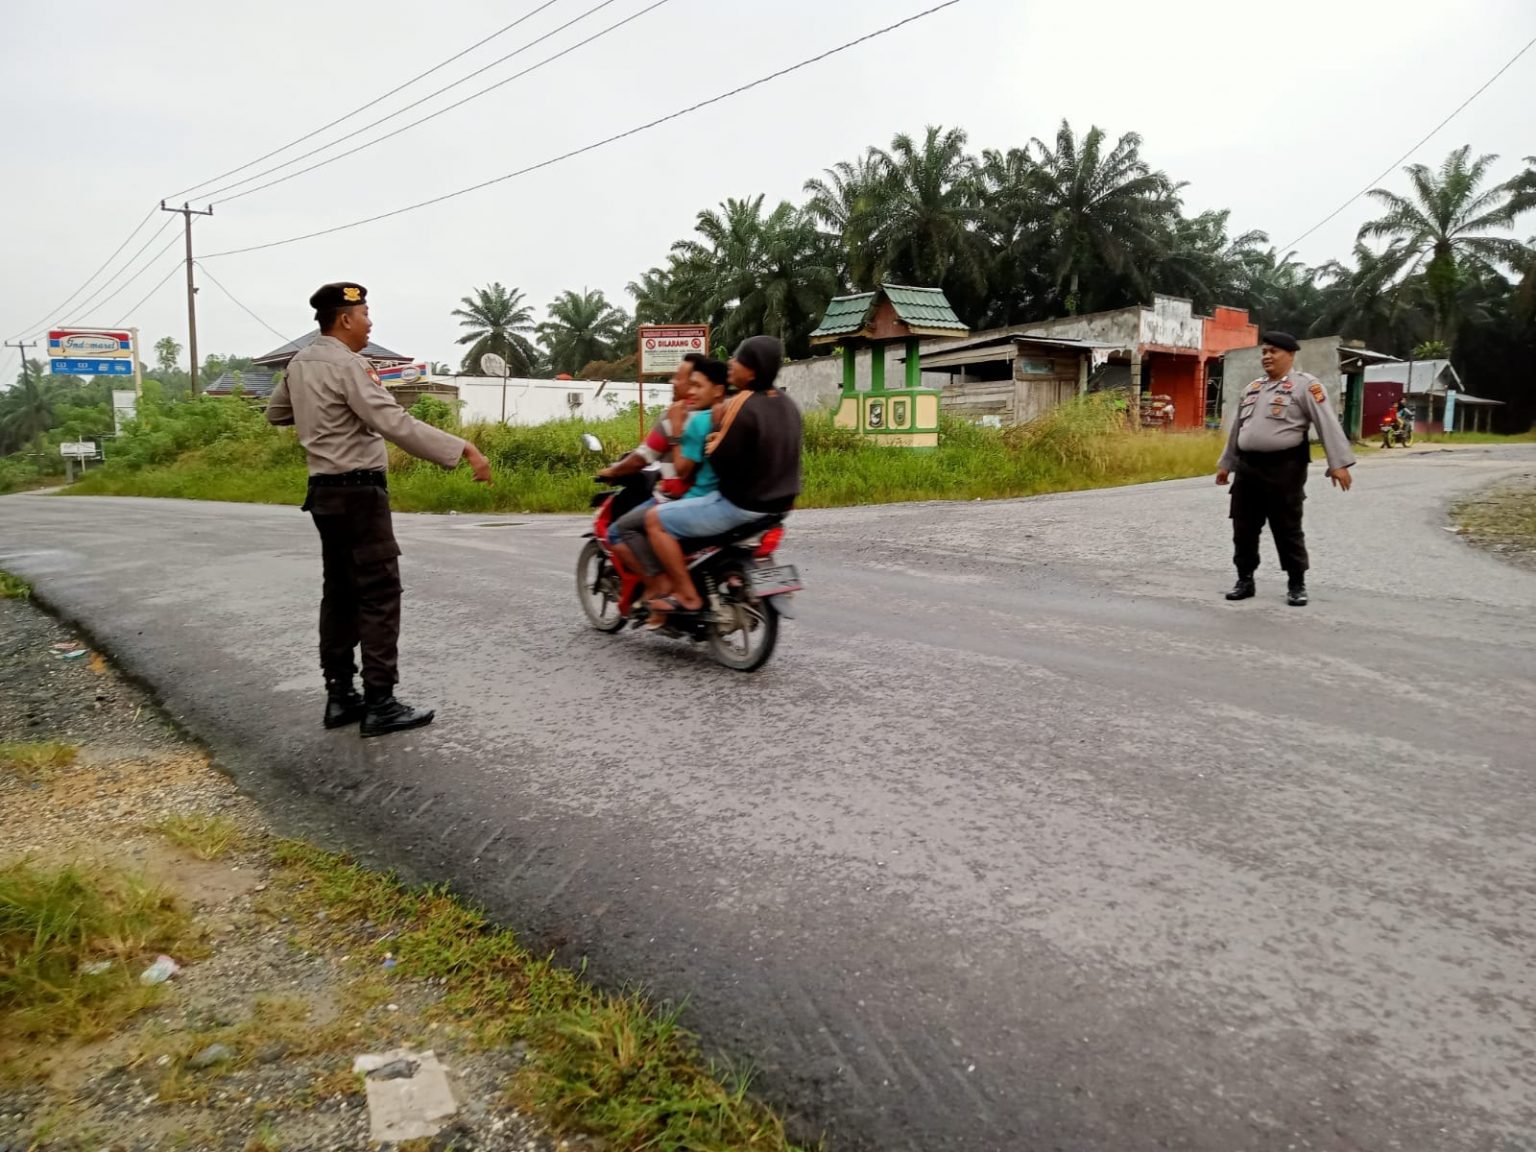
[304,473,402,695]
[1229,445,1310,577]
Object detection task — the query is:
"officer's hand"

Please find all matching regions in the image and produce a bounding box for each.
[1216,469,1231,486]
[1329,466,1353,492]
[463,443,493,486]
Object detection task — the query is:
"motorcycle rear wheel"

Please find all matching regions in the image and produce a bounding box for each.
[576,539,627,633]
[706,565,779,672]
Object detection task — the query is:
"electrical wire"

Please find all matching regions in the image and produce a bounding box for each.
[215,0,668,206]
[163,0,571,201]
[1281,32,1536,251]
[5,205,160,341]
[56,218,179,328]
[204,0,962,259]
[112,260,186,327]
[71,230,185,325]
[193,262,295,345]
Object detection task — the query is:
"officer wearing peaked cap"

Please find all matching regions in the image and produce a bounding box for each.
[1216,331,1356,607]
[267,282,493,736]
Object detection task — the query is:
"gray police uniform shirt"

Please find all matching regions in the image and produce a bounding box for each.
[1217,370,1357,473]
[267,335,465,476]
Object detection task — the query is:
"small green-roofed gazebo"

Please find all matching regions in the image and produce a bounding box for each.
[810,284,966,448]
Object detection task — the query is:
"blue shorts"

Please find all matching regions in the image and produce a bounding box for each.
[655,491,765,541]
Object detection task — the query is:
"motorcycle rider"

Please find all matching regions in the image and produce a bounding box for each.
[597,353,705,512]
[644,335,802,617]
[619,357,729,625]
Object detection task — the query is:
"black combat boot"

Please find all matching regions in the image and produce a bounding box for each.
[1224,574,1256,601]
[1286,574,1309,607]
[360,688,435,739]
[323,680,367,730]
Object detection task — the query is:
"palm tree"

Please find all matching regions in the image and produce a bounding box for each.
[803,152,889,290]
[538,289,630,376]
[626,267,681,325]
[0,361,58,454]
[669,196,837,358]
[1313,241,1428,351]
[452,283,539,375]
[1358,146,1530,344]
[1151,209,1269,314]
[1027,120,1177,314]
[866,127,985,314]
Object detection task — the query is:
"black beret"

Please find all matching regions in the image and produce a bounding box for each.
[309,282,367,314]
[1260,330,1300,353]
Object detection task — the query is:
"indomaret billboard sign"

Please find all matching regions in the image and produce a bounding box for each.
[49,328,135,376]
[637,324,709,377]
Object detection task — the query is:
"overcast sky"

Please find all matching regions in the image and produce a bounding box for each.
[3,0,1533,378]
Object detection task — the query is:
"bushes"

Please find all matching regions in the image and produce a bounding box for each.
[62,393,1223,513]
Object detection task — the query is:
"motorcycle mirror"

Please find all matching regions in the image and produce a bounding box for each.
[581,433,603,453]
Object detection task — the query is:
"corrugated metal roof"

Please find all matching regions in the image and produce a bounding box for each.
[1363,359,1460,395]
[809,292,876,340]
[882,284,967,332]
[205,369,279,397]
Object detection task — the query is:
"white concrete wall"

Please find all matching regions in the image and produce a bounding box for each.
[1220,337,1344,420]
[1139,296,1204,351]
[444,377,646,425]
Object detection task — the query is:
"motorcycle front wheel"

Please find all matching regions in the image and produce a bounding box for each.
[576,539,627,633]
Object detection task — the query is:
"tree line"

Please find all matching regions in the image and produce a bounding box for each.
[455,122,1536,428]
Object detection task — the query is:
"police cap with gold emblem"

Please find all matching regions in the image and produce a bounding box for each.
[309,282,368,320]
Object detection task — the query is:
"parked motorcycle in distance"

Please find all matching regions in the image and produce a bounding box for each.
[574,434,801,672]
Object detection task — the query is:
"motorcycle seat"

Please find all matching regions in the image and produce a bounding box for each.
[678,513,786,555]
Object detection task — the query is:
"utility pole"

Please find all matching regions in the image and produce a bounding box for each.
[160,201,213,396]
[4,338,36,390]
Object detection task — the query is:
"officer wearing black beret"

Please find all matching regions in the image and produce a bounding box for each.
[267,282,493,735]
[1216,331,1356,606]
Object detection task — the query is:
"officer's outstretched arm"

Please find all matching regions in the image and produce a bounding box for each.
[341,363,465,469]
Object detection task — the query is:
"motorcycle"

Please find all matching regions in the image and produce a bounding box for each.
[1380,415,1413,449]
[574,434,801,672]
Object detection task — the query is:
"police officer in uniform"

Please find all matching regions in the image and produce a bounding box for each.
[1216,331,1355,607]
[267,283,492,736]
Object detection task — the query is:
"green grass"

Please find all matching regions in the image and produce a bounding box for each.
[1413,431,1536,445]
[0,570,31,599]
[0,740,77,782]
[66,394,1223,516]
[269,840,809,1152]
[151,813,243,860]
[0,860,192,1049]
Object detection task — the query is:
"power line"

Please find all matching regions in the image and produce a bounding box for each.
[163,0,571,201]
[1281,32,1536,252]
[6,205,159,341]
[205,0,963,260]
[216,0,667,207]
[54,218,179,328]
[69,231,184,324]
[193,261,295,345]
[113,261,186,328]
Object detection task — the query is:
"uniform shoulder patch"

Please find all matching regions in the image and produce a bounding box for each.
[367,367,383,388]
[1308,381,1326,404]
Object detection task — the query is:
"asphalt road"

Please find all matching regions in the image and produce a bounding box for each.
[3,446,1535,1152]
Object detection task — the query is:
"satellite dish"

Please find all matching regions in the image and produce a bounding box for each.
[479,352,508,378]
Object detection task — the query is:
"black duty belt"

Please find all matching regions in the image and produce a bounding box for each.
[307,470,387,489]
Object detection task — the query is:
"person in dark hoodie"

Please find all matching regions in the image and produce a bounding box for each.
[642,335,802,614]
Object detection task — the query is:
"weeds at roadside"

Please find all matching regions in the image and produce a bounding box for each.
[152,813,244,860]
[0,740,77,782]
[0,570,31,599]
[268,840,811,1152]
[0,859,193,1053]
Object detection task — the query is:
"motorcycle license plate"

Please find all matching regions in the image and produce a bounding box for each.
[748,564,802,597]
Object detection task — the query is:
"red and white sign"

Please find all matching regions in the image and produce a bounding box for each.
[637,324,709,377]
[48,329,132,359]
[376,362,427,384]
